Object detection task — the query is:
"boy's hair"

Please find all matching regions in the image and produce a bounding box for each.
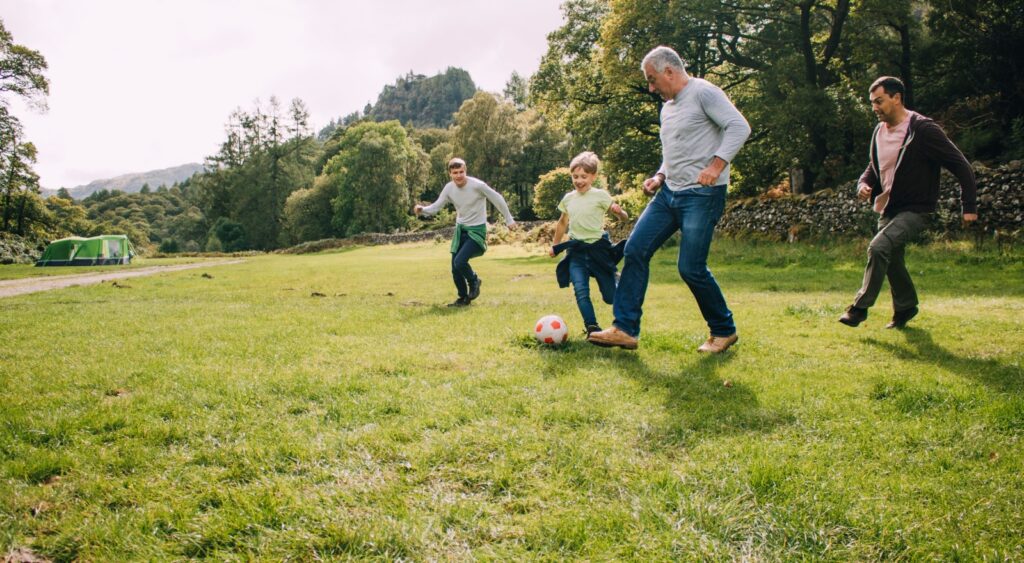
[869,76,905,101]
[448,157,467,170]
[569,151,600,174]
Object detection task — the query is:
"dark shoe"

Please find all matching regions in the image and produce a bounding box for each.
[447,297,470,307]
[587,326,638,349]
[839,306,868,327]
[585,324,602,335]
[697,333,738,354]
[468,277,482,301]
[886,306,918,329]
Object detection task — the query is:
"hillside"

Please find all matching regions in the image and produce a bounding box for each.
[52,163,205,200]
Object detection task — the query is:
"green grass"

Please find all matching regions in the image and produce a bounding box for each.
[1,239,1022,560]
[0,256,209,281]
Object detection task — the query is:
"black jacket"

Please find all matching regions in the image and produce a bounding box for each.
[860,112,977,217]
[553,235,625,288]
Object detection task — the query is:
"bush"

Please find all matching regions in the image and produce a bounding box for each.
[532,168,572,220]
[158,239,181,253]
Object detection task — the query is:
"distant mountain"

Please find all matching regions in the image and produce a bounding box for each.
[50,163,205,199]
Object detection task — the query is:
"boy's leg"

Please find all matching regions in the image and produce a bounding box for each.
[451,237,484,299]
[595,266,617,305]
[568,255,598,328]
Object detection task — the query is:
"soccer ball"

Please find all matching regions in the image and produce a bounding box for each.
[534,314,569,345]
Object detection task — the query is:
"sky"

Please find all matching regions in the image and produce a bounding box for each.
[1,0,566,190]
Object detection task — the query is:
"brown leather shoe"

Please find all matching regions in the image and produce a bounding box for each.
[885,306,918,329]
[587,326,638,349]
[697,333,738,354]
[839,305,868,327]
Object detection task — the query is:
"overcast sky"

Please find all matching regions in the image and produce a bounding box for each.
[1,0,566,190]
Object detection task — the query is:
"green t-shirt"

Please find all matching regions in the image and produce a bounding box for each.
[557,188,613,243]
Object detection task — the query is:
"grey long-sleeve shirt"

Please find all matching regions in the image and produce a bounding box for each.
[420,176,515,226]
[656,77,751,191]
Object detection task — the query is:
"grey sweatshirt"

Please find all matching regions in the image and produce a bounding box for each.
[420,176,515,226]
[656,77,751,191]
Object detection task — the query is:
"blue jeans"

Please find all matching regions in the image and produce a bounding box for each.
[568,250,617,328]
[613,185,734,337]
[451,236,483,298]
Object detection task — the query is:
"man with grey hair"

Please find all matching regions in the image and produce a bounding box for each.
[588,45,751,353]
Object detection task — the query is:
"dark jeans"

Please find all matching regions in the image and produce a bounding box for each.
[853,211,928,311]
[451,236,483,298]
[613,185,734,337]
[568,250,617,328]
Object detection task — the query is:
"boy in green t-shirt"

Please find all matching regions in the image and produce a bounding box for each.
[550,152,629,335]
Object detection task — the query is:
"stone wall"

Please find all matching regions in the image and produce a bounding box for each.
[717,161,1024,241]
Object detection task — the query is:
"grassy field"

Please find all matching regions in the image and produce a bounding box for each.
[1,238,1022,560]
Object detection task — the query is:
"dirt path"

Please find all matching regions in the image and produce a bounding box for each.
[0,260,246,298]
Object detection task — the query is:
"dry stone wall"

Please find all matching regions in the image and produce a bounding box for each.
[717,161,1024,241]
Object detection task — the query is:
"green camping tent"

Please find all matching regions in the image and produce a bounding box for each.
[36,235,136,267]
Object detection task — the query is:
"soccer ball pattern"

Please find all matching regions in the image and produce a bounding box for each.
[534,314,568,345]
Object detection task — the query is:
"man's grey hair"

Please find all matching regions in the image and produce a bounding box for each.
[641,46,686,74]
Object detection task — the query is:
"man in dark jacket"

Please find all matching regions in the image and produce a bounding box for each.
[839,76,978,329]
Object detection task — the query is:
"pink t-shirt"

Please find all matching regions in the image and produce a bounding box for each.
[873,111,915,213]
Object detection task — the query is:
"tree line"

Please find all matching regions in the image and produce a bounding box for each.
[2,1,1021,252]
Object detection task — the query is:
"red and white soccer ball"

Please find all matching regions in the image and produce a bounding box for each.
[534,314,568,346]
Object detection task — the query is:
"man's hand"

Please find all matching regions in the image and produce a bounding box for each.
[963,213,978,223]
[857,184,872,202]
[643,174,663,196]
[697,157,726,186]
[507,221,519,231]
[413,204,424,216]
[548,247,556,258]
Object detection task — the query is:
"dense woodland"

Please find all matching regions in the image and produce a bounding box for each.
[1,0,1022,253]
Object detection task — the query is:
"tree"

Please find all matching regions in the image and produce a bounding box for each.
[531,0,903,194]
[196,97,318,249]
[451,92,524,197]
[282,175,337,243]
[323,121,429,236]
[0,19,49,235]
[504,71,529,109]
[914,0,1024,159]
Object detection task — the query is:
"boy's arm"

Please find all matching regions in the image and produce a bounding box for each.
[417,185,450,217]
[480,182,516,226]
[609,203,628,222]
[549,213,569,257]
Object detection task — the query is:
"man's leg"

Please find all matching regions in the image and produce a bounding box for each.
[451,237,483,300]
[852,213,924,310]
[885,213,927,313]
[611,189,680,337]
[675,186,735,338]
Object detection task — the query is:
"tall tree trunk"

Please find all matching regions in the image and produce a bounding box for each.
[1,132,18,232]
[15,189,28,235]
[896,22,914,108]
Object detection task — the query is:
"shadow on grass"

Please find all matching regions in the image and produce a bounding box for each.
[863,327,1023,393]
[612,352,791,449]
